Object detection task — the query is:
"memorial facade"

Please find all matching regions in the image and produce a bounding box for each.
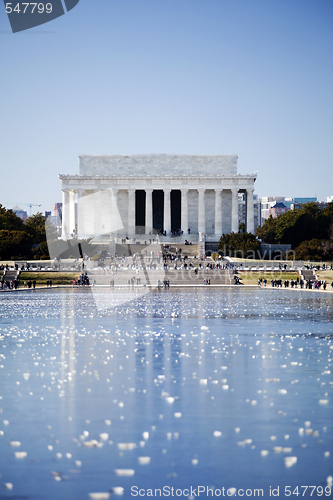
[59,154,257,243]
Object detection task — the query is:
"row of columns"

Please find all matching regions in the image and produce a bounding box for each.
[62,187,255,238]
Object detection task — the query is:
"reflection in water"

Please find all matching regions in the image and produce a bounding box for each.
[0,288,332,499]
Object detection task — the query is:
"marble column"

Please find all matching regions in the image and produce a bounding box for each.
[181,189,188,235]
[198,189,206,234]
[69,190,75,236]
[77,190,85,237]
[127,189,135,234]
[246,188,255,234]
[61,190,69,239]
[110,189,119,233]
[164,189,171,234]
[145,189,153,233]
[231,188,239,233]
[94,190,101,236]
[214,189,223,237]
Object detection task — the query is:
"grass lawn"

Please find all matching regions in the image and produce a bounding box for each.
[19,272,80,285]
[316,270,333,282]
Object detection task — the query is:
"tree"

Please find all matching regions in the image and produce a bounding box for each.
[322,219,333,259]
[218,232,261,259]
[0,204,25,231]
[256,202,333,250]
[255,215,277,243]
[32,241,50,260]
[0,230,33,260]
[294,239,325,261]
[24,213,47,244]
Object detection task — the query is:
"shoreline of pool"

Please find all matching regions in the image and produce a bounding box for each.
[1,284,333,293]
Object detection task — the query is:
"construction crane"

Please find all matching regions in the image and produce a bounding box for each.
[26,203,42,216]
[10,203,42,216]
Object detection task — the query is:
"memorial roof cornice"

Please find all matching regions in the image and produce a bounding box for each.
[59,174,257,181]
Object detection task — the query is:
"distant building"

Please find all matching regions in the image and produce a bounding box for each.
[327,196,333,203]
[259,196,318,225]
[269,202,288,218]
[293,197,317,204]
[45,211,51,217]
[54,202,62,221]
[238,193,261,231]
[12,206,28,220]
[260,196,285,223]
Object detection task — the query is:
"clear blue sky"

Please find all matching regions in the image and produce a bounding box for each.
[1,0,333,215]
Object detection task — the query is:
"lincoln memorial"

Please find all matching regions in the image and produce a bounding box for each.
[59,154,257,244]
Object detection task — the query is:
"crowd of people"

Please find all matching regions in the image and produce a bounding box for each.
[257,277,333,290]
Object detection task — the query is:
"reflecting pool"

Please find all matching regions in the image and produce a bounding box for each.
[0,288,332,499]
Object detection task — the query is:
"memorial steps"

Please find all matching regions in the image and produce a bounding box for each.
[301,269,317,281]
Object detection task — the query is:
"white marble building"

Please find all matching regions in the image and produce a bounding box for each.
[59,154,257,242]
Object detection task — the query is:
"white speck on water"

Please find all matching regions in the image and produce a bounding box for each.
[199,379,208,385]
[111,487,124,495]
[324,451,330,457]
[117,443,136,450]
[88,493,110,500]
[4,483,13,490]
[235,428,240,433]
[138,456,151,464]
[278,389,287,394]
[14,451,27,459]
[261,450,269,456]
[319,399,329,405]
[166,397,175,403]
[9,441,21,447]
[104,420,111,426]
[270,436,277,441]
[174,412,182,418]
[213,431,222,437]
[99,433,109,441]
[191,458,199,465]
[304,421,311,427]
[284,456,297,467]
[83,440,100,447]
[114,469,135,476]
[75,460,82,467]
[143,432,149,440]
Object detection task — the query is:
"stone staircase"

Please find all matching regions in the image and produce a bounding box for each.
[300,269,316,282]
[1,269,21,283]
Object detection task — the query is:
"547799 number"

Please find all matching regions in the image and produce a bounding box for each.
[5,3,53,13]
[285,486,331,496]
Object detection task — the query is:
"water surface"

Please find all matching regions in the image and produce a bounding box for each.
[0,288,332,499]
